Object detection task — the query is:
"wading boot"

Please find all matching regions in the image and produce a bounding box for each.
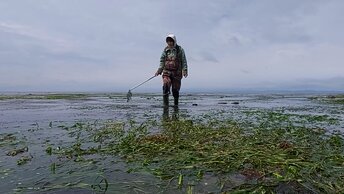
[172,105,179,120]
[163,105,169,121]
[163,86,170,107]
[172,89,179,107]
[174,97,179,106]
[163,95,169,107]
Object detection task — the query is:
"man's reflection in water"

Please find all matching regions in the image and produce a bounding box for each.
[163,105,179,122]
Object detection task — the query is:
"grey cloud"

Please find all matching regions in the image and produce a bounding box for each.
[240,69,251,74]
[280,76,344,91]
[200,52,219,63]
[207,0,328,45]
[0,0,343,91]
[0,29,103,68]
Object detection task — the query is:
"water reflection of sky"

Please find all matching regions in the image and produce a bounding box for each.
[0,93,343,193]
[1,93,343,133]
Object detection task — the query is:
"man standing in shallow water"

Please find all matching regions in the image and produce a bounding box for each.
[155,34,188,107]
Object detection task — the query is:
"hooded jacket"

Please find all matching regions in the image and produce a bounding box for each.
[158,34,187,77]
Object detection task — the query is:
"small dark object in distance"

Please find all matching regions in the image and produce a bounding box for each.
[126,90,132,102]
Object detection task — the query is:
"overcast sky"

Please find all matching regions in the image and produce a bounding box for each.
[0,0,343,92]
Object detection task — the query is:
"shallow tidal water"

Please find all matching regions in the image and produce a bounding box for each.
[0,92,343,193]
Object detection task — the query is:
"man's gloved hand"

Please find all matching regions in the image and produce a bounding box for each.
[155,69,162,76]
[183,70,188,78]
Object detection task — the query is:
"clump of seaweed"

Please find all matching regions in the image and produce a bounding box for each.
[0,93,88,100]
[311,94,344,105]
[0,134,17,147]
[52,112,344,193]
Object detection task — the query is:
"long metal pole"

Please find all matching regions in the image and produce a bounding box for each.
[129,75,156,91]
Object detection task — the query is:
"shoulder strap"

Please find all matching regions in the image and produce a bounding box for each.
[164,46,169,55]
[176,44,180,55]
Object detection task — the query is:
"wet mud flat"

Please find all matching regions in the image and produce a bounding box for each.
[0,92,343,193]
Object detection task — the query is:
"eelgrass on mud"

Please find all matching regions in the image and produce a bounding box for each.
[311,94,344,105]
[52,111,344,193]
[0,93,88,100]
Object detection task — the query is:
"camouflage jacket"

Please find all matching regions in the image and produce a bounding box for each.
[158,45,187,75]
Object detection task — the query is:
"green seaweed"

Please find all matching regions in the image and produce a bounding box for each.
[51,112,344,193]
[17,156,32,165]
[311,94,344,105]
